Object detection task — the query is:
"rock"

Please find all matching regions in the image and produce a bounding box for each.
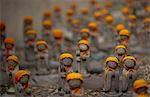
[87,61,104,74]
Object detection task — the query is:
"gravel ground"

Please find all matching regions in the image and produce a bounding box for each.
[137,56,150,83]
[1,0,150,97]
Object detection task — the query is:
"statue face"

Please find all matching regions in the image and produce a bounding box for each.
[95,17,101,21]
[124,59,135,68]
[81,32,89,39]
[44,25,51,30]
[7,60,17,70]
[79,44,88,51]
[25,20,32,25]
[68,79,82,89]
[20,75,29,84]
[73,24,79,28]
[117,48,126,55]
[90,27,97,32]
[28,34,36,40]
[144,22,150,28]
[136,87,147,94]
[5,43,13,48]
[120,35,129,41]
[107,61,117,69]
[38,44,46,50]
[62,58,72,65]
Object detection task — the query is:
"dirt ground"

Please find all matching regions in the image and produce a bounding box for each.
[1,0,150,97]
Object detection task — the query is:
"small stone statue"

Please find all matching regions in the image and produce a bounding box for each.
[15,70,32,97]
[6,55,19,94]
[35,40,50,75]
[66,72,84,97]
[103,57,121,97]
